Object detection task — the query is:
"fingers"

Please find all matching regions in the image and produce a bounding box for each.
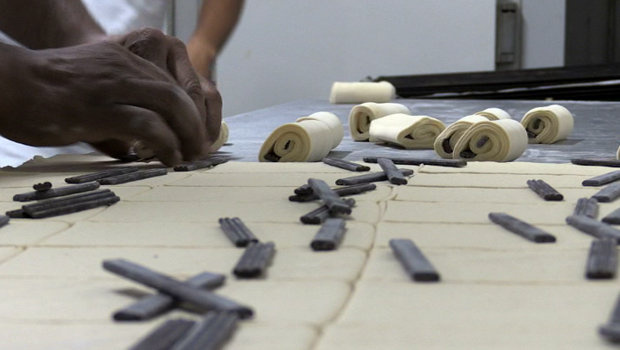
[89,139,132,159]
[110,79,207,161]
[117,28,208,124]
[200,77,223,145]
[107,105,183,166]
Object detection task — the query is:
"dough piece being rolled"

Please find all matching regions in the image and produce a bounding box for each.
[349,103,411,141]
[520,104,574,144]
[474,108,512,120]
[434,115,488,159]
[452,119,528,162]
[258,112,343,162]
[210,120,229,151]
[369,114,446,149]
[330,81,396,104]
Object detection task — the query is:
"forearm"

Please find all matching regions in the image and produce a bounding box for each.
[0,0,105,49]
[191,0,244,55]
[187,0,244,77]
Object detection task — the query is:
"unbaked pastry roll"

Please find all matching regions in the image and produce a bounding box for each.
[434,115,488,159]
[349,102,411,141]
[258,112,343,162]
[520,104,573,144]
[369,114,446,149]
[330,81,396,104]
[474,107,512,120]
[452,119,528,162]
[210,120,229,151]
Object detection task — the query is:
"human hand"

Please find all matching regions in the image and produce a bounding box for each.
[115,28,222,148]
[0,40,208,166]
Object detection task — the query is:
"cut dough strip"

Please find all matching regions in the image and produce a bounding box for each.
[520,104,574,144]
[434,115,488,159]
[348,102,411,141]
[330,81,396,104]
[258,112,343,162]
[474,107,512,120]
[452,119,528,162]
[369,114,446,149]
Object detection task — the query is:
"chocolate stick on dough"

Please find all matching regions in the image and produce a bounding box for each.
[311,218,347,251]
[233,242,276,278]
[103,259,253,319]
[174,156,230,172]
[65,167,139,184]
[336,169,414,186]
[218,217,259,248]
[377,158,408,185]
[526,179,564,201]
[574,197,598,218]
[114,272,226,321]
[599,293,620,342]
[389,239,440,282]
[289,183,376,202]
[98,168,168,185]
[489,212,556,243]
[363,156,467,168]
[308,178,352,215]
[566,215,620,243]
[13,181,100,202]
[583,170,620,187]
[300,198,355,225]
[129,319,195,350]
[572,158,620,168]
[169,312,238,350]
[322,158,370,172]
[592,183,620,203]
[586,238,618,279]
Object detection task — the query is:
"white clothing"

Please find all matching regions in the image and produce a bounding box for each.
[0,0,169,167]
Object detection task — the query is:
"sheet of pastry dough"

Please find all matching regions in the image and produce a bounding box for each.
[452,119,528,162]
[329,81,396,104]
[474,107,512,120]
[348,103,411,141]
[434,115,488,158]
[258,112,343,162]
[521,104,574,144]
[369,114,446,149]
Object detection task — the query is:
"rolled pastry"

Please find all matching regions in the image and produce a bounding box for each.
[349,103,411,141]
[434,115,488,159]
[474,107,512,120]
[369,114,446,149]
[330,81,396,104]
[210,120,229,151]
[452,119,528,162]
[520,104,573,144]
[258,112,343,162]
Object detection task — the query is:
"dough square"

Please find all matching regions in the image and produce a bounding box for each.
[336,281,617,329]
[0,322,152,350]
[0,220,68,246]
[89,201,382,224]
[0,246,366,282]
[207,161,383,174]
[41,221,375,251]
[410,172,592,188]
[383,201,573,225]
[226,323,318,350]
[419,161,613,176]
[170,172,358,187]
[219,280,351,326]
[0,277,149,322]
[361,248,589,283]
[394,186,598,204]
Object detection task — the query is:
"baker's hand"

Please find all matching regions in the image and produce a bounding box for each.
[0,40,207,166]
[115,28,222,148]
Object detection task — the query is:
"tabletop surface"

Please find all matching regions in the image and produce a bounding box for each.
[224,98,620,163]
